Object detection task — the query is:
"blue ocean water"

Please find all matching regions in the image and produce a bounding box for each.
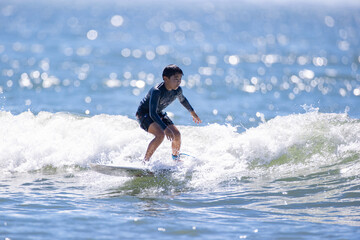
[1,0,360,239]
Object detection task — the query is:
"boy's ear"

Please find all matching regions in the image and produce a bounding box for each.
[163,76,169,81]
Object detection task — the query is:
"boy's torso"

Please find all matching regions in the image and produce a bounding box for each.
[136,82,181,116]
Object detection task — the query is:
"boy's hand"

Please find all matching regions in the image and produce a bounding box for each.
[164,127,175,141]
[191,111,202,124]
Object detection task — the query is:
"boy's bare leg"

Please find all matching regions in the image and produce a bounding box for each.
[144,123,165,161]
[167,125,181,156]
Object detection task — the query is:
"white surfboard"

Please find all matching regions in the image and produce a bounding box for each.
[90,164,155,177]
[90,154,195,177]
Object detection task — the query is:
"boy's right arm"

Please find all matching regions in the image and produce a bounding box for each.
[149,89,168,130]
[164,127,175,141]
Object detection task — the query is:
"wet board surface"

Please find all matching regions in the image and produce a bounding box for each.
[90,164,155,177]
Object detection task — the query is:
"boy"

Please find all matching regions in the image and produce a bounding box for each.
[136,64,201,162]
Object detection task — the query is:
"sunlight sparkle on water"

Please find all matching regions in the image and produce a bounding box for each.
[111,15,124,27]
[87,30,98,40]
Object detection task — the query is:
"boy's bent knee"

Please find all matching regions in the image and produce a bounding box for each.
[148,123,165,139]
[173,130,181,141]
[154,130,165,140]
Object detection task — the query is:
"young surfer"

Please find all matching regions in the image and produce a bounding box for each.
[136,64,201,162]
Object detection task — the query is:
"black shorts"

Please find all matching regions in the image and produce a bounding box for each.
[136,112,174,132]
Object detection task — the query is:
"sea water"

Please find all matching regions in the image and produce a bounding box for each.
[1,0,360,239]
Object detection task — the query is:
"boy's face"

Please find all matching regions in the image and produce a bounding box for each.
[164,73,182,90]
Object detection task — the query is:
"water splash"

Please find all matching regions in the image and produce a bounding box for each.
[1,111,359,191]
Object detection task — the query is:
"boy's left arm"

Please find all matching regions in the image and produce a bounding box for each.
[190,110,202,124]
[178,89,201,124]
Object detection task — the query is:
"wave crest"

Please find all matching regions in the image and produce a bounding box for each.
[1,111,359,184]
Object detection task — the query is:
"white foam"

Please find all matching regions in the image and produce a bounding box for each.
[0,111,145,173]
[1,111,359,189]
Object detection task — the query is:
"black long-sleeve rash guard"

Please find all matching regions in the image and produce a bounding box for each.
[136,82,194,130]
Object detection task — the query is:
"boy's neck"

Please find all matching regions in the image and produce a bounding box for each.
[164,81,172,91]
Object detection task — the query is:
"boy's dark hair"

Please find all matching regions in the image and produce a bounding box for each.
[162,64,183,78]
